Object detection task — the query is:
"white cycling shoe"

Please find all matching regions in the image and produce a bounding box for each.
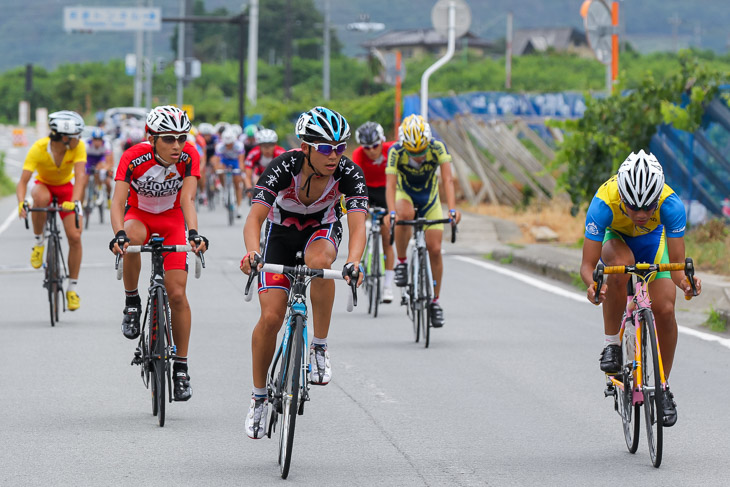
[245,396,269,439]
[309,345,331,385]
[382,286,394,303]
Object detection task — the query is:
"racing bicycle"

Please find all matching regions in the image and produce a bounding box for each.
[23,199,81,327]
[391,216,456,348]
[115,234,204,427]
[243,254,357,478]
[215,168,240,225]
[361,207,387,317]
[83,168,108,228]
[596,259,698,468]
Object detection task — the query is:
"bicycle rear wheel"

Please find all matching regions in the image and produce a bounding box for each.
[641,309,663,467]
[84,184,94,230]
[618,327,640,453]
[150,288,167,427]
[278,315,303,479]
[409,258,419,343]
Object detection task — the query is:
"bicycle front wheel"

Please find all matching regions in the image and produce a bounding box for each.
[371,239,381,318]
[641,309,663,467]
[227,182,235,226]
[618,327,640,453]
[150,288,168,427]
[419,248,431,348]
[278,315,303,479]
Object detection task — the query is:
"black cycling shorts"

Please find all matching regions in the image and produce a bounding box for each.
[367,186,387,210]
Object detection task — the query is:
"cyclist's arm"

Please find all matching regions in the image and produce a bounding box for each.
[666,236,701,296]
[179,176,199,231]
[385,173,397,213]
[71,161,86,202]
[439,162,460,223]
[581,238,606,304]
[245,167,253,189]
[16,169,33,205]
[238,153,245,172]
[244,202,268,254]
[345,210,367,266]
[110,180,129,234]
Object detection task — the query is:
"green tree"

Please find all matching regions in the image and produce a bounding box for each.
[548,52,728,214]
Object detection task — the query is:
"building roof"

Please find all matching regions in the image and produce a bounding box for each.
[362,29,493,50]
[512,27,587,55]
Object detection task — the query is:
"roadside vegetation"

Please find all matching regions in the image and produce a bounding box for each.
[685,219,730,275]
[0,151,15,197]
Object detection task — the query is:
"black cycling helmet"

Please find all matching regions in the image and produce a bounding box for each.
[355,121,385,146]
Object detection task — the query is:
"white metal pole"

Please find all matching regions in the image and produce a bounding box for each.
[176,0,185,107]
[246,0,259,106]
[323,0,331,101]
[420,1,456,121]
[505,11,513,89]
[134,20,143,107]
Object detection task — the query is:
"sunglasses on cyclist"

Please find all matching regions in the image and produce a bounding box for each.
[304,140,347,156]
[362,143,381,150]
[622,198,658,212]
[62,133,81,140]
[157,134,188,144]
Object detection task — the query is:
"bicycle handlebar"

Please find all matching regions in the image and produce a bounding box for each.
[592,257,698,303]
[243,257,356,311]
[23,201,82,229]
[390,217,457,244]
[115,244,205,280]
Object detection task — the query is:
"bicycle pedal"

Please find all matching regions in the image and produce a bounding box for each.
[604,385,615,397]
[131,348,143,366]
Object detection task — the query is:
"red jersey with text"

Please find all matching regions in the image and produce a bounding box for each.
[351,141,394,188]
[116,141,200,214]
[252,151,368,230]
[245,145,287,175]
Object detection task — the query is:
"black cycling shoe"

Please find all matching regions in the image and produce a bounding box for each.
[599,344,621,374]
[430,301,445,328]
[173,367,193,402]
[661,389,677,427]
[121,305,141,340]
[394,263,408,287]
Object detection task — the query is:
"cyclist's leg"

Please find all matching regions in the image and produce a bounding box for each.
[305,235,338,341]
[234,173,244,207]
[122,214,149,292]
[425,228,444,295]
[61,207,83,280]
[165,269,190,356]
[394,194,415,259]
[600,233,634,337]
[252,288,288,389]
[29,182,50,235]
[648,278,677,377]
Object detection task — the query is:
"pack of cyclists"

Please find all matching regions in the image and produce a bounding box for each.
[14,105,703,441]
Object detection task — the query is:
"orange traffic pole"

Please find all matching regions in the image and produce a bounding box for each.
[611,1,619,87]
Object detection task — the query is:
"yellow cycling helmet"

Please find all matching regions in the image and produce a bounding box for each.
[398,114,432,153]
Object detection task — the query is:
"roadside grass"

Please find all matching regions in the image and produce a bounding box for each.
[704,306,727,333]
[569,271,585,291]
[463,198,585,245]
[0,152,15,197]
[685,219,730,274]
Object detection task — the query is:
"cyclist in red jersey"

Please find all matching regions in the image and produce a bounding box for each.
[243,128,286,191]
[109,105,208,402]
[351,121,396,303]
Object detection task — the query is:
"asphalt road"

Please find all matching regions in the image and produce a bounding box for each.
[2,128,730,485]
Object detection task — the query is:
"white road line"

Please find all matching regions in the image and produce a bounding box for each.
[454,255,730,350]
[0,209,16,235]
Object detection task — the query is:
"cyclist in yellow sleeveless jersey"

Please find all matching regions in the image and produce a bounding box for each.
[384,114,461,328]
[580,150,702,427]
[16,111,87,310]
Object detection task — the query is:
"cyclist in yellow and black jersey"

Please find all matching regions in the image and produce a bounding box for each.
[383,114,461,328]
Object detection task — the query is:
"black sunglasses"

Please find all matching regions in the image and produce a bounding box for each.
[362,142,381,150]
[158,134,187,144]
[622,199,658,212]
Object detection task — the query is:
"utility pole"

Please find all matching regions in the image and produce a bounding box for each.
[246,0,259,106]
[176,0,185,107]
[134,0,144,107]
[505,11,512,90]
[668,13,681,53]
[284,0,293,99]
[323,0,330,101]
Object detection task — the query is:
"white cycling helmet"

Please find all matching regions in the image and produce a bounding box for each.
[49,110,85,136]
[255,128,278,145]
[146,105,191,135]
[617,150,665,209]
[296,106,350,143]
[198,122,215,135]
[221,129,237,145]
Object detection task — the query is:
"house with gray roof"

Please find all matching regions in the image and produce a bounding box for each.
[512,27,590,56]
[362,29,495,59]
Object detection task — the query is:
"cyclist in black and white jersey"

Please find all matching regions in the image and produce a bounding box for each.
[239,106,367,439]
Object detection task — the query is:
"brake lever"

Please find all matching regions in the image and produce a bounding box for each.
[592,264,605,304]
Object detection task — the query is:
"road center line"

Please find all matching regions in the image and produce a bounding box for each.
[453,255,730,350]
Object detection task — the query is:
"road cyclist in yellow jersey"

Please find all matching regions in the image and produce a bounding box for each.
[383,114,461,328]
[580,150,702,427]
[16,110,87,311]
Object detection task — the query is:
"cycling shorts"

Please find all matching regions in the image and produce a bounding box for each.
[603,227,670,280]
[220,158,240,170]
[395,187,444,230]
[35,180,74,220]
[124,206,188,272]
[259,221,343,293]
[367,186,387,210]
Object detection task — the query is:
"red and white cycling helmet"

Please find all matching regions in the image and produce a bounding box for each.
[145,105,191,135]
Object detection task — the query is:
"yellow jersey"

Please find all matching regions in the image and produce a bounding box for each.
[22,137,87,186]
